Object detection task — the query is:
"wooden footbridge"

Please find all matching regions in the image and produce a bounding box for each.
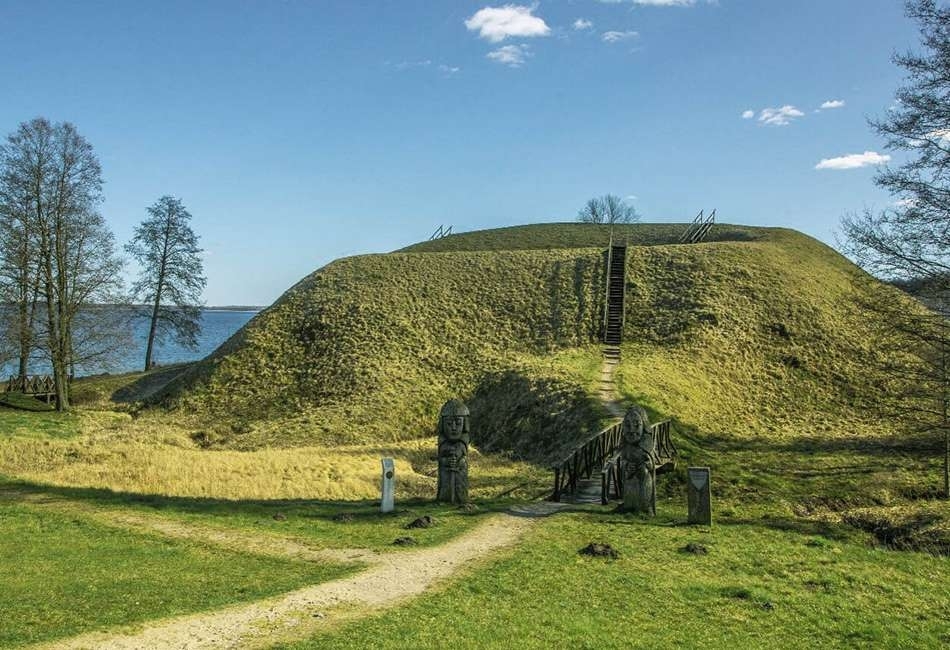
[550,418,676,504]
[4,375,56,403]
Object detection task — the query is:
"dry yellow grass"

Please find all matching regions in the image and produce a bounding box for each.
[0,410,545,500]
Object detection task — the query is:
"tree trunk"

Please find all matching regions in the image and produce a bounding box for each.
[144,293,161,371]
[144,219,171,371]
[944,425,949,499]
[16,298,29,381]
[943,348,948,499]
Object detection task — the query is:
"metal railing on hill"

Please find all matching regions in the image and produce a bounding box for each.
[679,209,716,244]
[429,224,453,240]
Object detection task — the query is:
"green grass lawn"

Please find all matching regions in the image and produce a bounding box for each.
[0,405,79,439]
[0,479,514,552]
[0,499,354,649]
[0,391,55,412]
[280,505,950,649]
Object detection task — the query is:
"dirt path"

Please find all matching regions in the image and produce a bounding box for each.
[39,511,541,650]
[92,509,381,565]
[599,346,625,418]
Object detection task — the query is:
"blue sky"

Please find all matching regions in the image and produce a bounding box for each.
[0,1,921,304]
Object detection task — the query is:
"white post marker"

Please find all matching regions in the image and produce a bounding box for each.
[380,457,395,513]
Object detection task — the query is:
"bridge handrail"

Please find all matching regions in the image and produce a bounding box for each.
[5,375,55,395]
[550,419,624,502]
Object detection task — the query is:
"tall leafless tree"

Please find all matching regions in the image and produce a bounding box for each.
[840,0,950,498]
[126,196,206,371]
[0,118,125,410]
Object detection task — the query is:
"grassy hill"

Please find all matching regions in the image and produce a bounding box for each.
[157,223,800,455]
[6,222,944,531]
[159,223,897,460]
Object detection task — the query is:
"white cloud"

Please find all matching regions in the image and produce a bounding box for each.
[741,110,755,119]
[465,5,551,42]
[602,30,639,43]
[392,60,432,70]
[820,99,846,110]
[757,105,804,126]
[625,194,639,201]
[487,44,530,67]
[815,151,891,170]
[438,64,460,75]
[573,18,594,30]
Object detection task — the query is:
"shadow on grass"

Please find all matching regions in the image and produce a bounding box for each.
[109,364,193,403]
[0,477,513,522]
[468,369,606,466]
[586,505,859,543]
[700,432,940,457]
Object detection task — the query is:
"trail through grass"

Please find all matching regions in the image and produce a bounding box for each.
[281,506,950,649]
[0,500,353,649]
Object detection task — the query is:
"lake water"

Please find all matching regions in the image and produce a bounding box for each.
[1,308,259,378]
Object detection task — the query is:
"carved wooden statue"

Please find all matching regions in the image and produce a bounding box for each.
[620,405,657,515]
[436,399,470,504]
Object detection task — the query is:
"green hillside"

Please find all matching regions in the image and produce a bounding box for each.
[162,247,611,457]
[162,223,902,467]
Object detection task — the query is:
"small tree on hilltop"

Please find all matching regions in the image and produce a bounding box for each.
[126,196,206,371]
[577,194,640,224]
[840,0,950,498]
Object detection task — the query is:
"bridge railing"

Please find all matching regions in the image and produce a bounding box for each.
[550,420,623,502]
[5,375,55,396]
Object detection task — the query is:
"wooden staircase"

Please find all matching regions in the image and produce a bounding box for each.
[603,242,626,346]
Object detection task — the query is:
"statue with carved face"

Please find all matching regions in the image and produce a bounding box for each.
[436,399,470,504]
[620,405,657,515]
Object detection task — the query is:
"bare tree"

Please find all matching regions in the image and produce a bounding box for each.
[0,147,42,381]
[840,0,950,498]
[577,194,640,224]
[126,196,206,371]
[0,118,125,410]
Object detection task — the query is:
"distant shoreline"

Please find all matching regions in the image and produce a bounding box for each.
[203,306,264,312]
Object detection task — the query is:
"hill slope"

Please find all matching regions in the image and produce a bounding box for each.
[162,223,900,466]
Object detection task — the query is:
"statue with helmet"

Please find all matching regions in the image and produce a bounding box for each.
[437,398,470,504]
